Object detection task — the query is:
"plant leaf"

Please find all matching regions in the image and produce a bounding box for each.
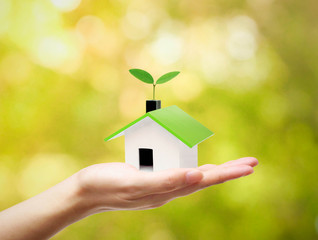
[156,71,180,84]
[129,69,154,84]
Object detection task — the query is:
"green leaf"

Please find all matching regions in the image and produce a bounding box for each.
[156,71,180,84]
[129,69,154,84]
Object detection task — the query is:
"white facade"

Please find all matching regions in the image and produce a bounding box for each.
[124,117,198,172]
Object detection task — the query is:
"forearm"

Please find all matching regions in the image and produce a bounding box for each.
[0,174,90,240]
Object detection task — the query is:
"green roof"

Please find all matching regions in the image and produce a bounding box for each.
[104,105,214,148]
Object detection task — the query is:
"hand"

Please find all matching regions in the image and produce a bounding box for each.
[0,157,258,240]
[76,157,258,214]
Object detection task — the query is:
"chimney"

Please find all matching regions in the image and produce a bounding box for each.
[146,100,161,113]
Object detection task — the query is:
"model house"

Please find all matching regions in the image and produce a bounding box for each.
[104,105,214,172]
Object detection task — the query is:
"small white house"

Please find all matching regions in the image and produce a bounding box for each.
[105,105,214,172]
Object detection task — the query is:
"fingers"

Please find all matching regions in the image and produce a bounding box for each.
[185,170,204,184]
[133,168,203,197]
[221,157,258,168]
[122,158,257,209]
[197,157,258,172]
[197,164,217,171]
[200,164,254,187]
[130,158,257,198]
[135,164,255,207]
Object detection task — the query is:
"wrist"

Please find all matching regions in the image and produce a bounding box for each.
[60,173,100,221]
[72,167,115,214]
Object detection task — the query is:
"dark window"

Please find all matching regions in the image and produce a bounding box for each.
[139,148,153,171]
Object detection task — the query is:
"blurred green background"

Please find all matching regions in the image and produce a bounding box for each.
[0,0,317,239]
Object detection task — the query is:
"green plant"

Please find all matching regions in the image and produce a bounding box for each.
[129,69,180,100]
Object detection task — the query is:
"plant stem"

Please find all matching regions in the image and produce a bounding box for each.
[153,84,156,100]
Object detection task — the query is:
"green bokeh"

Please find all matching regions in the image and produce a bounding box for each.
[0,0,317,239]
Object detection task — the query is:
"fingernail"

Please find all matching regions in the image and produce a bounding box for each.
[186,170,203,184]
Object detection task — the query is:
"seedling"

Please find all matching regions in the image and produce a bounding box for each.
[129,69,180,100]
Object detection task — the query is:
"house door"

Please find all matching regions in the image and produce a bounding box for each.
[139,148,153,171]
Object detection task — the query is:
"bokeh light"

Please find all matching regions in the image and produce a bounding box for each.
[150,33,184,65]
[226,15,258,60]
[51,0,81,12]
[18,154,79,198]
[32,33,83,73]
[0,0,11,35]
[121,11,152,40]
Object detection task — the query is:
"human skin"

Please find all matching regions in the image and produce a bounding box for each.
[0,157,258,240]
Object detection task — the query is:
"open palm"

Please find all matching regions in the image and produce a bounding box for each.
[77,157,258,212]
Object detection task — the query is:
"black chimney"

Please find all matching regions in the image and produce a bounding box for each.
[146,100,161,113]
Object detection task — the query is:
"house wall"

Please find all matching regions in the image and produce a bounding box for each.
[125,117,195,171]
[179,144,197,168]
